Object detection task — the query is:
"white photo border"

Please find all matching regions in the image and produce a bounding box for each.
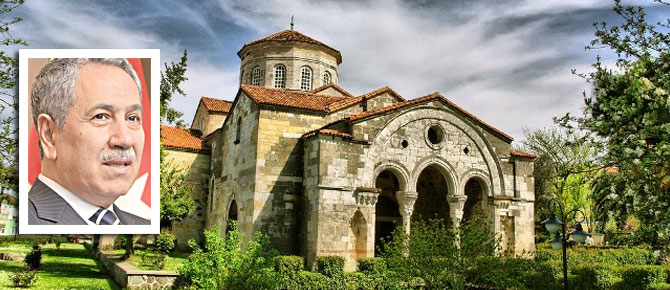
[18,49,160,234]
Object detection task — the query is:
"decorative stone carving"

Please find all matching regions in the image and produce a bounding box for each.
[396,191,418,233]
[354,187,380,207]
[447,195,467,226]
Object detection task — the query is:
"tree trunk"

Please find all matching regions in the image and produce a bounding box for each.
[123,234,134,259]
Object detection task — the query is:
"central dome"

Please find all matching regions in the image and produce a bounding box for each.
[237,30,341,91]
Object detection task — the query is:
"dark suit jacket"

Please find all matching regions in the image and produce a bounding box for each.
[28,178,150,225]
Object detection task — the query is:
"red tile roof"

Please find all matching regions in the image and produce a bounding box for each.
[303,128,353,140]
[324,86,407,113]
[311,83,354,98]
[241,85,350,113]
[348,92,514,143]
[201,97,232,114]
[238,30,342,64]
[358,86,406,102]
[510,150,537,158]
[161,125,208,152]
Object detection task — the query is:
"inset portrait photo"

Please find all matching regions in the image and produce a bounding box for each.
[19,50,160,234]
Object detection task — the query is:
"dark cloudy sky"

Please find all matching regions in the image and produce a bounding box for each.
[10,0,670,142]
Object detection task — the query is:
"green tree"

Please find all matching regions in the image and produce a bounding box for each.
[159,147,195,229]
[0,0,24,217]
[561,0,670,244]
[160,50,188,127]
[520,127,602,227]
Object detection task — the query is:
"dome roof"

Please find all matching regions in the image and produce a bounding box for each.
[238,30,342,64]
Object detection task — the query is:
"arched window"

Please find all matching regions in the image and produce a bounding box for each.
[240,70,244,85]
[235,117,242,144]
[251,66,262,86]
[323,71,331,85]
[274,65,286,88]
[300,66,312,91]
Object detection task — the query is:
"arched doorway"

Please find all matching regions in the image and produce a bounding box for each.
[462,178,487,223]
[374,170,402,255]
[413,165,450,227]
[227,200,238,233]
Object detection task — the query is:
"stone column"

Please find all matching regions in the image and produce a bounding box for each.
[395,191,418,234]
[448,195,467,227]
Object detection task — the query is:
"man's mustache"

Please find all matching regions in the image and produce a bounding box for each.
[101,148,136,162]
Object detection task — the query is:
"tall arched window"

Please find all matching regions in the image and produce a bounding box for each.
[300,66,312,91]
[274,65,286,88]
[235,117,242,144]
[240,70,244,85]
[322,71,331,85]
[251,66,262,86]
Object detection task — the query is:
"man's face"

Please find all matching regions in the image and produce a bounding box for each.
[53,62,144,201]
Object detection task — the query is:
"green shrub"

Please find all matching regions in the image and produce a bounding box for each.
[277,271,340,290]
[357,257,387,275]
[650,283,670,290]
[572,263,617,290]
[179,226,228,289]
[179,223,279,290]
[523,260,562,290]
[618,265,668,290]
[536,246,655,267]
[316,256,344,278]
[467,257,539,289]
[24,245,42,271]
[155,229,176,254]
[12,269,37,288]
[275,256,304,275]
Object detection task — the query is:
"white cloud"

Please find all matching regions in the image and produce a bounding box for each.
[172,61,240,125]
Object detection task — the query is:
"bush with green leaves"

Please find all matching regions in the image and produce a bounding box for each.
[316,256,345,278]
[12,269,37,288]
[467,256,542,289]
[179,222,279,290]
[275,255,304,275]
[571,263,618,290]
[24,245,42,271]
[357,257,387,275]
[155,229,176,254]
[381,215,497,290]
[536,246,656,267]
[617,265,668,290]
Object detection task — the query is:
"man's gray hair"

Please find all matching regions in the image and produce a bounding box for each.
[31,58,142,131]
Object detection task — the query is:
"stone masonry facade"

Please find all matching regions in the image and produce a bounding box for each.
[162,29,536,271]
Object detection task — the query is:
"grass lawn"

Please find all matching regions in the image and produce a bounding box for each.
[109,249,188,271]
[0,242,119,289]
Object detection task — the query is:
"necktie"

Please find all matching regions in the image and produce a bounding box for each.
[89,208,120,225]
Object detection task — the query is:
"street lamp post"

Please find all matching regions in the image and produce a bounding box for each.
[540,198,590,290]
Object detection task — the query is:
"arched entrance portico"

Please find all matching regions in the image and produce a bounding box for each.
[462,178,488,222]
[374,170,402,255]
[413,165,451,227]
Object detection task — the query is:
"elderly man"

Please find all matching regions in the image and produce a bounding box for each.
[28,58,149,225]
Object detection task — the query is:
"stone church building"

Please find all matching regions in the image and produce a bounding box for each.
[161,29,536,270]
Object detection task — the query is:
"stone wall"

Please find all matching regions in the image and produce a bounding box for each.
[192,102,228,136]
[253,106,326,253]
[366,92,402,111]
[209,93,260,244]
[164,149,211,249]
[96,251,179,290]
